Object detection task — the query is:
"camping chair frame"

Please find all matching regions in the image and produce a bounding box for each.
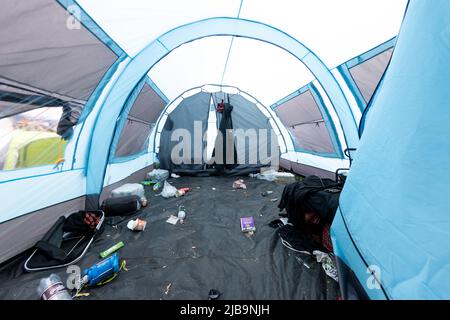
[24,211,105,272]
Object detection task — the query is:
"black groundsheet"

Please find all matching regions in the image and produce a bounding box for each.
[0,176,338,300]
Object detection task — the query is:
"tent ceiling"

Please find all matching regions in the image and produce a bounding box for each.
[148,36,314,105]
[76,0,242,57]
[76,0,408,106]
[239,0,407,68]
[76,0,407,67]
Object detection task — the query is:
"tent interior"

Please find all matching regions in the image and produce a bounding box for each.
[1,0,449,300]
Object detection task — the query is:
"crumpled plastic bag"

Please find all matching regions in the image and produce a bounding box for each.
[249,169,278,182]
[313,250,339,282]
[250,169,295,184]
[159,181,178,198]
[147,169,169,182]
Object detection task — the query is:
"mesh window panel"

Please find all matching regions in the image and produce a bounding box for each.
[128,84,166,123]
[349,48,394,103]
[275,90,322,127]
[115,84,166,158]
[115,120,152,158]
[289,123,335,154]
[275,90,336,154]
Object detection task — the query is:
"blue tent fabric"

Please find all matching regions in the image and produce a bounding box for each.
[332,0,450,299]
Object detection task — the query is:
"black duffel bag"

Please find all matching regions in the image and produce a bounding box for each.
[278,175,343,229]
[101,195,141,217]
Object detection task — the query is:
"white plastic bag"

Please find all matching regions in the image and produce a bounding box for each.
[250,169,295,183]
[159,181,177,198]
[111,183,145,198]
[250,169,278,182]
[147,169,169,182]
[111,183,147,205]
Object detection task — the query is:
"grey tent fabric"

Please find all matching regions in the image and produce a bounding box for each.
[128,84,166,124]
[159,91,277,174]
[291,123,335,154]
[275,90,336,154]
[115,119,153,158]
[115,83,166,158]
[349,48,394,103]
[0,79,85,119]
[0,196,85,264]
[275,90,323,127]
[219,93,278,166]
[0,82,68,119]
[0,0,118,116]
[159,92,211,171]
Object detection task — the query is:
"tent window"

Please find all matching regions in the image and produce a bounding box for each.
[114,83,166,158]
[115,120,153,158]
[349,48,394,103]
[0,107,67,171]
[275,90,336,154]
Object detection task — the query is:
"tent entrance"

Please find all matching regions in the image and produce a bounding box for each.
[158,91,280,177]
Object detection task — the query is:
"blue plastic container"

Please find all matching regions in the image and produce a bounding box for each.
[83,252,120,286]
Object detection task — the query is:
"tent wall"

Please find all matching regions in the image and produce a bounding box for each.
[337,37,396,113]
[331,0,450,299]
[272,38,397,177]
[214,93,278,168]
[110,78,167,160]
[273,82,348,177]
[153,86,287,174]
[103,153,157,188]
[0,196,85,264]
[100,165,153,204]
[0,0,124,175]
[348,48,393,104]
[158,92,211,172]
[279,158,335,180]
[0,1,126,262]
[273,85,340,156]
[0,0,120,115]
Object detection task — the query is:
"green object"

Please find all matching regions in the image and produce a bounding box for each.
[153,181,162,191]
[3,130,66,170]
[100,241,125,258]
[141,180,154,186]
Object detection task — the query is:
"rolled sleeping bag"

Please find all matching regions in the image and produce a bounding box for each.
[101,195,141,217]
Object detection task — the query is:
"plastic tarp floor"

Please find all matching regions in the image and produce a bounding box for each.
[0,176,338,300]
